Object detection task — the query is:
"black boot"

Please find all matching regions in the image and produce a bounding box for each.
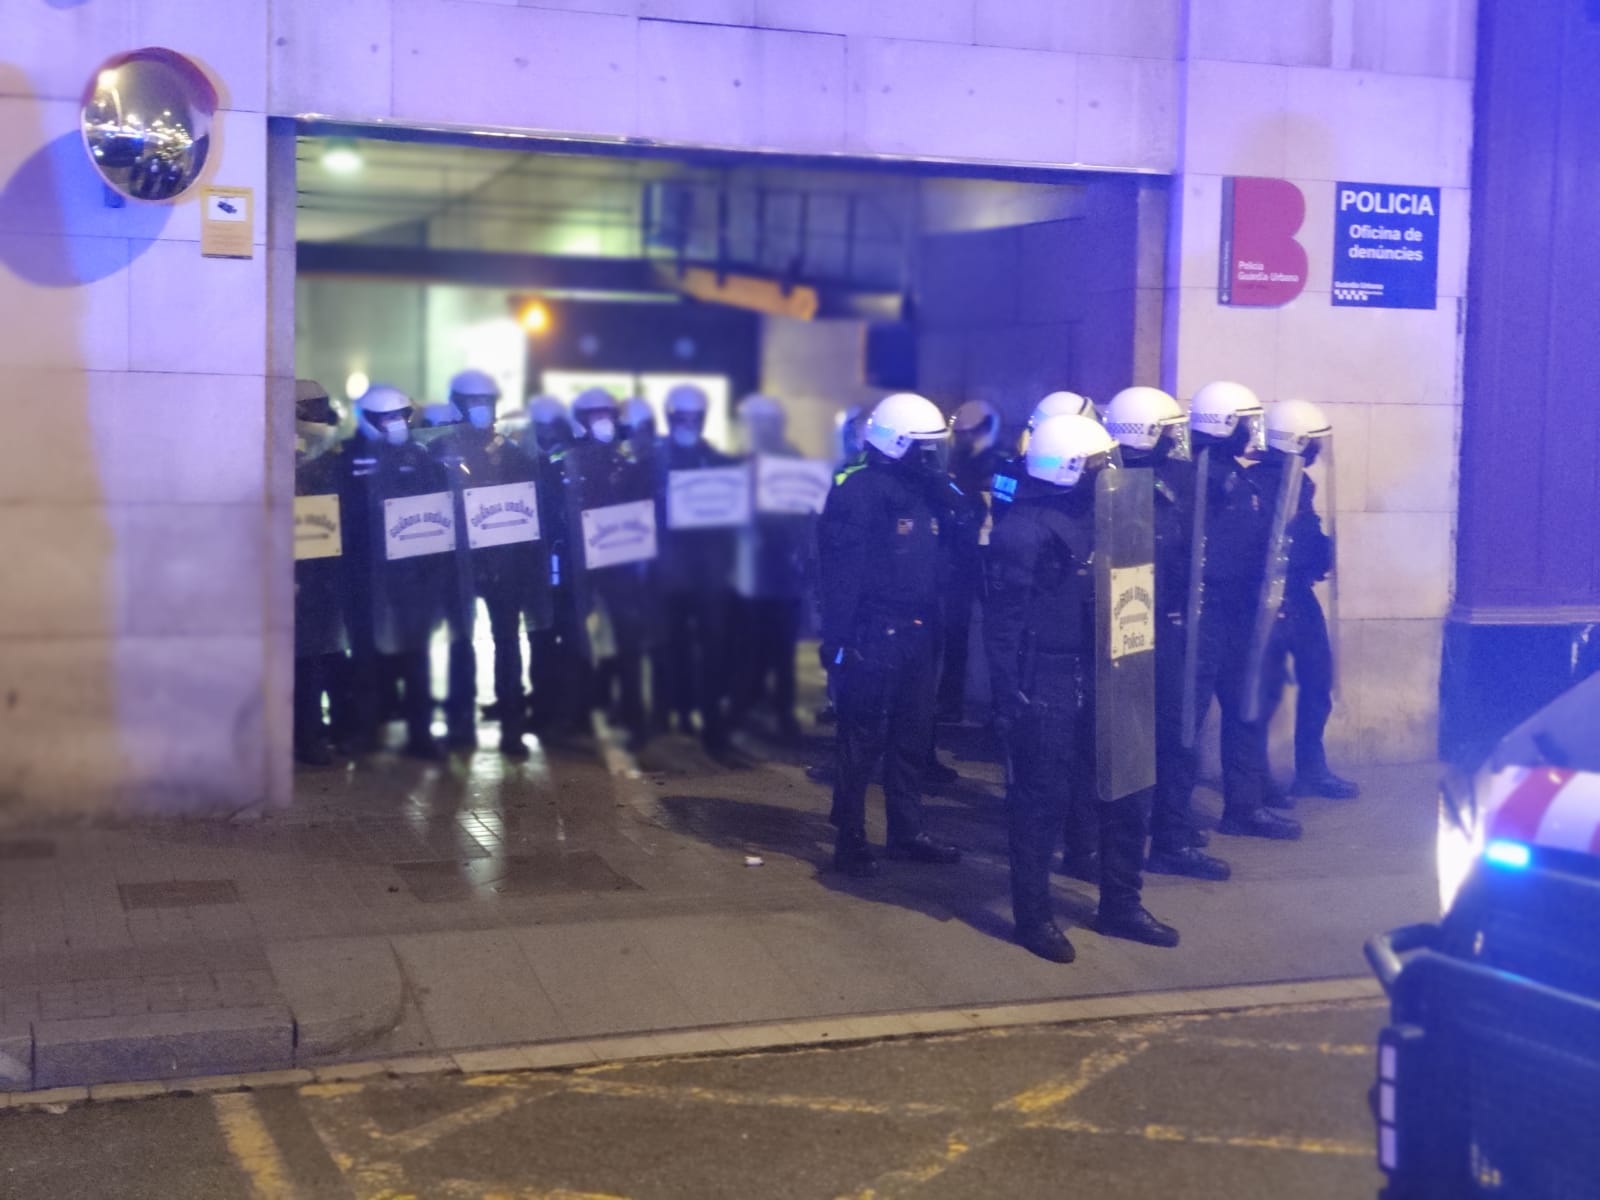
[832,830,879,878]
[1146,845,1232,881]
[1291,769,1361,800]
[884,832,961,864]
[499,730,530,760]
[1218,807,1303,840]
[1016,921,1076,964]
[1056,851,1101,884]
[1262,781,1296,810]
[1093,906,1180,948]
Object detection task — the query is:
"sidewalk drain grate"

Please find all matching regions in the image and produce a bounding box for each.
[395,852,640,902]
[118,880,241,910]
[0,839,55,861]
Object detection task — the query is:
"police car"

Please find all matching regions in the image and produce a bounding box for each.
[1367,671,1600,1198]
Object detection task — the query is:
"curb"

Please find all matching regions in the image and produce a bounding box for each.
[0,975,1383,1109]
[6,935,408,1093]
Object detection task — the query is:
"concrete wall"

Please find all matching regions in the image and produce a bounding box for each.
[1,2,279,819]
[1166,1,1474,766]
[0,0,1474,816]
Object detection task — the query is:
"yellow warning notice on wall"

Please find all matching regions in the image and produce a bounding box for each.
[201,186,253,259]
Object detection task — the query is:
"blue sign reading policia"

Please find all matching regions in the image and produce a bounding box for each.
[1332,182,1440,310]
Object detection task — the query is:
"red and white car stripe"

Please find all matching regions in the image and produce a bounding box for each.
[1483,766,1600,856]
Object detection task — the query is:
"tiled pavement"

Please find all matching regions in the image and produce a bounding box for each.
[0,718,1439,1092]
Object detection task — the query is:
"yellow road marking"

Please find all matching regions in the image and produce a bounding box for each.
[563,1076,959,1118]
[213,1092,298,1200]
[1027,1115,1369,1157]
[998,1044,1144,1114]
[379,1091,537,1156]
[1182,1035,1372,1057]
[839,1042,1150,1199]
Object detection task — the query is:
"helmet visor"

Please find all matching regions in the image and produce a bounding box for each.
[1160,418,1191,463]
[1239,410,1267,460]
[910,437,950,474]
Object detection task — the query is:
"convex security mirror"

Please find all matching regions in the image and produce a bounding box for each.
[82,48,217,202]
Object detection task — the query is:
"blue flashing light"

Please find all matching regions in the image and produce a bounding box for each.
[1485,840,1531,869]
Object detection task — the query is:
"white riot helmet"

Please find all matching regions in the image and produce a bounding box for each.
[665,383,709,447]
[1265,398,1333,456]
[738,394,786,454]
[354,384,413,446]
[526,394,574,452]
[621,396,656,435]
[1104,386,1188,458]
[527,394,568,426]
[573,388,620,444]
[1028,391,1095,431]
[1025,414,1117,489]
[865,393,948,461]
[1189,380,1266,456]
[449,368,500,430]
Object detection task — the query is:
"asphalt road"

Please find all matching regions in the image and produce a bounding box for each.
[0,997,1383,1200]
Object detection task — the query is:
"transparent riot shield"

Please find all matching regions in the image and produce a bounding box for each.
[1312,441,1341,699]
[1095,466,1158,804]
[1179,445,1210,749]
[1242,453,1305,723]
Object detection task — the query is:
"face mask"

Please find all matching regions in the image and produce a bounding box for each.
[383,420,409,447]
[671,425,699,448]
[589,417,616,444]
[467,406,494,430]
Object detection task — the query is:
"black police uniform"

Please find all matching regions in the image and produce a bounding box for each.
[984,481,1153,939]
[937,445,1001,722]
[433,427,552,753]
[340,437,452,756]
[293,444,349,761]
[529,433,586,735]
[1148,456,1204,853]
[655,438,740,752]
[818,453,956,865]
[1184,448,1285,829]
[1253,459,1340,785]
[733,444,813,739]
[563,436,656,742]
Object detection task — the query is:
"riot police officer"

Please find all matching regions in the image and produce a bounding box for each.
[292,379,349,766]
[818,393,963,877]
[431,369,551,758]
[939,399,1002,724]
[1252,399,1359,801]
[340,384,451,760]
[986,413,1180,962]
[733,393,811,741]
[563,388,657,744]
[1180,382,1301,839]
[655,384,740,756]
[991,391,1097,521]
[1103,387,1232,880]
[524,395,585,736]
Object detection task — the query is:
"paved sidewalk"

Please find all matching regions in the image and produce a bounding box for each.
[0,715,1438,1091]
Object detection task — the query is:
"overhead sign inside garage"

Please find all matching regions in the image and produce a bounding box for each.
[1332,182,1441,309]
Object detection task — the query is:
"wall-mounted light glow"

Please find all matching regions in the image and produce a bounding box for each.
[321,141,363,175]
[519,300,552,335]
[345,371,369,400]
